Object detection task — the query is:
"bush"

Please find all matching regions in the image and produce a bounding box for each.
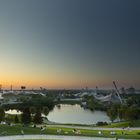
[137,132,140,135]
[96,121,108,126]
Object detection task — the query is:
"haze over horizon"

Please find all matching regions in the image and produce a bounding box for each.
[0,0,140,89]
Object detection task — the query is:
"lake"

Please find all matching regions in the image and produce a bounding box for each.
[47,104,110,124]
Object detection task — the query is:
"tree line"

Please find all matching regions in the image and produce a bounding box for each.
[107,104,140,123]
[0,106,50,124]
[0,96,55,125]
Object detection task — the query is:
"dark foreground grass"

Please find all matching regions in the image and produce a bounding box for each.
[0,124,140,139]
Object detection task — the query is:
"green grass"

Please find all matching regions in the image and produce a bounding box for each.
[104,121,131,128]
[0,124,140,139]
[131,120,140,127]
[104,120,140,128]
[47,126,140,139]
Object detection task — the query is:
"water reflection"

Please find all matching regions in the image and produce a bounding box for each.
[5,109,22,115]
[48,104,110,124]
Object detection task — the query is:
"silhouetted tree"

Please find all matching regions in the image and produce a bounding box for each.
[33,108,42,124]
[125,105,140,121]
[87,97,95,110]
[15,115,19,123]
[0,107,5,122]
[21,108,31,124]
[43,106,49,116]
[118,105,128,121]
[107,104,119,122]
[30,107,36,115]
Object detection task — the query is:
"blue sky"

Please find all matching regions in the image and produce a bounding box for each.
[0,0,140,89]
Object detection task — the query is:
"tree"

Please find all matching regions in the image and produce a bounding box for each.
[29,107,36,122]
[21,108,31,124]
[84,96,96,111]
[30,107,36,115]
[107,104,119,122]
[33,108,42,124]
[15,115,19,123]
[125,105,140,121]
[43,106,49,116]
[118,105,128,121]
[0,107,5,122]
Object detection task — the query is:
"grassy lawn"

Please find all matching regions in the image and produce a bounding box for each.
[0,124,140,139]
[47,126,140,139]
[103,121,131,128]
[104,120,140,128]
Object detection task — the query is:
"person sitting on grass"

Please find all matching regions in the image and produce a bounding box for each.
[21,130,24,135]
[98,131,103,135]
[57,129,62,134]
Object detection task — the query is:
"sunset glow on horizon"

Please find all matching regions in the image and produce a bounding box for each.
[0,0,140,89]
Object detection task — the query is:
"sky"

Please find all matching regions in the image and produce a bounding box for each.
[0,0,140,89]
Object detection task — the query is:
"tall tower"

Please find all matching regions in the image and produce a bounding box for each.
[95,86,98,94]
[113,81,123,104]
[10,85,13,91]
[0,84,2,91]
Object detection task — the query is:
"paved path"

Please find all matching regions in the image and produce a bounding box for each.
[0,135,125,140]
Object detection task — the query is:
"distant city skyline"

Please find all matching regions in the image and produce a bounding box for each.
[0,0,140,89]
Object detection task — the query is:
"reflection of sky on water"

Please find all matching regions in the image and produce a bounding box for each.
[5,109,22,115]
[48,104,110,124]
